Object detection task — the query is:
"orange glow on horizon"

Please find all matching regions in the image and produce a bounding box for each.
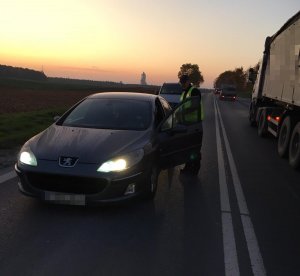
[1,1,297,88]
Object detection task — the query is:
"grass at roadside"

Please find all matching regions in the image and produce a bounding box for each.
[0,107,67,149]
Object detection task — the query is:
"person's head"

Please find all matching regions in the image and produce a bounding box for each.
[179,74,191,89]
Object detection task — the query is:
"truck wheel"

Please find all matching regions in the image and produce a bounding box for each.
[277,116,291,157]
[257,109,268,137]
[249,103,257,127]
[289,122,300,169]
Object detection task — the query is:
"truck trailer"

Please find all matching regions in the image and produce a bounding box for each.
[249,11,300,169]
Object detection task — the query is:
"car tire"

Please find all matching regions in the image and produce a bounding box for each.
[145,166,159,199]
[289,122,300,169]
[277,116,292,158]
[257,109,268,137]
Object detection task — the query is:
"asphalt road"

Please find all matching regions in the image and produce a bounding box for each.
[0,93,300,276]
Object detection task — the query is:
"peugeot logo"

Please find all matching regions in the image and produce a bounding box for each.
[59,156,78,167]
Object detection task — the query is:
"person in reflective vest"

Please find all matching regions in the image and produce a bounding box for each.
[179,74,203,175]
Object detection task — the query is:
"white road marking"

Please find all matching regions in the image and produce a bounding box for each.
[222,213,240,275]
[241,216,266,276]
[0,170,17,184]
[216,112,231,213]
[214,99,240,276]
[215,99,266,276]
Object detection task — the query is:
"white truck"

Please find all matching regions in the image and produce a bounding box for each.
[249,11,300,169]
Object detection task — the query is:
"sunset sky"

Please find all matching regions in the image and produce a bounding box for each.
[0,0,299,88]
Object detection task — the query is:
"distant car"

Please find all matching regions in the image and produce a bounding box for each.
[219,86,237,101]
[15,92,203,206]
[158,83,182,109]
[214,88,221,95]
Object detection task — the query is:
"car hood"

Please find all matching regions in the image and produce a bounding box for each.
[160,94,181,104]
[29,124,151,164]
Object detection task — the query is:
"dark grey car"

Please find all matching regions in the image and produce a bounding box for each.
[219,86,237,101]
[158,83,182,109]
[15,92,202,205]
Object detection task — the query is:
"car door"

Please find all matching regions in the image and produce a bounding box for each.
[157,96,203,169]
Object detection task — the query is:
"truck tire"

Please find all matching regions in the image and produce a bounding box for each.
[258,109,268,137]
[277,116,292,157]
[289,122,300,169]
[249,103,257,127]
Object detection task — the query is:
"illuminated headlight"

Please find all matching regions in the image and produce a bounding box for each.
[97,149,144,173]
[19,148,37,166]
[97,159,127,173]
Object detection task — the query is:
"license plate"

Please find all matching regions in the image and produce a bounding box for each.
[45,192,86,206]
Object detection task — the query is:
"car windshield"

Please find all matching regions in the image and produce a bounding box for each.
[59,98,152,130]
[160,84,182,95]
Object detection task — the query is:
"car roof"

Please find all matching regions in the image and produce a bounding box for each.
[87,92,157,102]
[162,82,181,86]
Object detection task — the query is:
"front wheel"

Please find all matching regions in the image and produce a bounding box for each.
[289,122,300,169]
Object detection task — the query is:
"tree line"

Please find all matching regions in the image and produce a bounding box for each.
[176,62,260,97]
[0,64,47,81]
[214,63,260,94]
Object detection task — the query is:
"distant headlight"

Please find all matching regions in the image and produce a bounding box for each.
[97,149,144,173]
[19,147,37,166]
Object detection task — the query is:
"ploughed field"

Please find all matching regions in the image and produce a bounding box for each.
[0,86,157,114]
[0,88,99,114]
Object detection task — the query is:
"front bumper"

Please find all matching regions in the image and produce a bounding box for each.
[219,95,236,101]
[15,160,150,206]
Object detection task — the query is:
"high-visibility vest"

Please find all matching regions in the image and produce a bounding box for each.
[180,86,204,122]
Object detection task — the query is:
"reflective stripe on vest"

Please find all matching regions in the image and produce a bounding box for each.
[180,86,204,121]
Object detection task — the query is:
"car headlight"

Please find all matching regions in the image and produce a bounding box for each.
[19,147,37,166]
[97,149,144,173]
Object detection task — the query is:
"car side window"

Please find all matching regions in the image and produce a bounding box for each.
[161,115,173,131]
[160,97,201,131]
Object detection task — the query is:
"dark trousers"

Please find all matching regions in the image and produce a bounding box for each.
[183,131,202,173]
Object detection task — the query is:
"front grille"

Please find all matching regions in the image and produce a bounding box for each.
[27,173,107,194]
